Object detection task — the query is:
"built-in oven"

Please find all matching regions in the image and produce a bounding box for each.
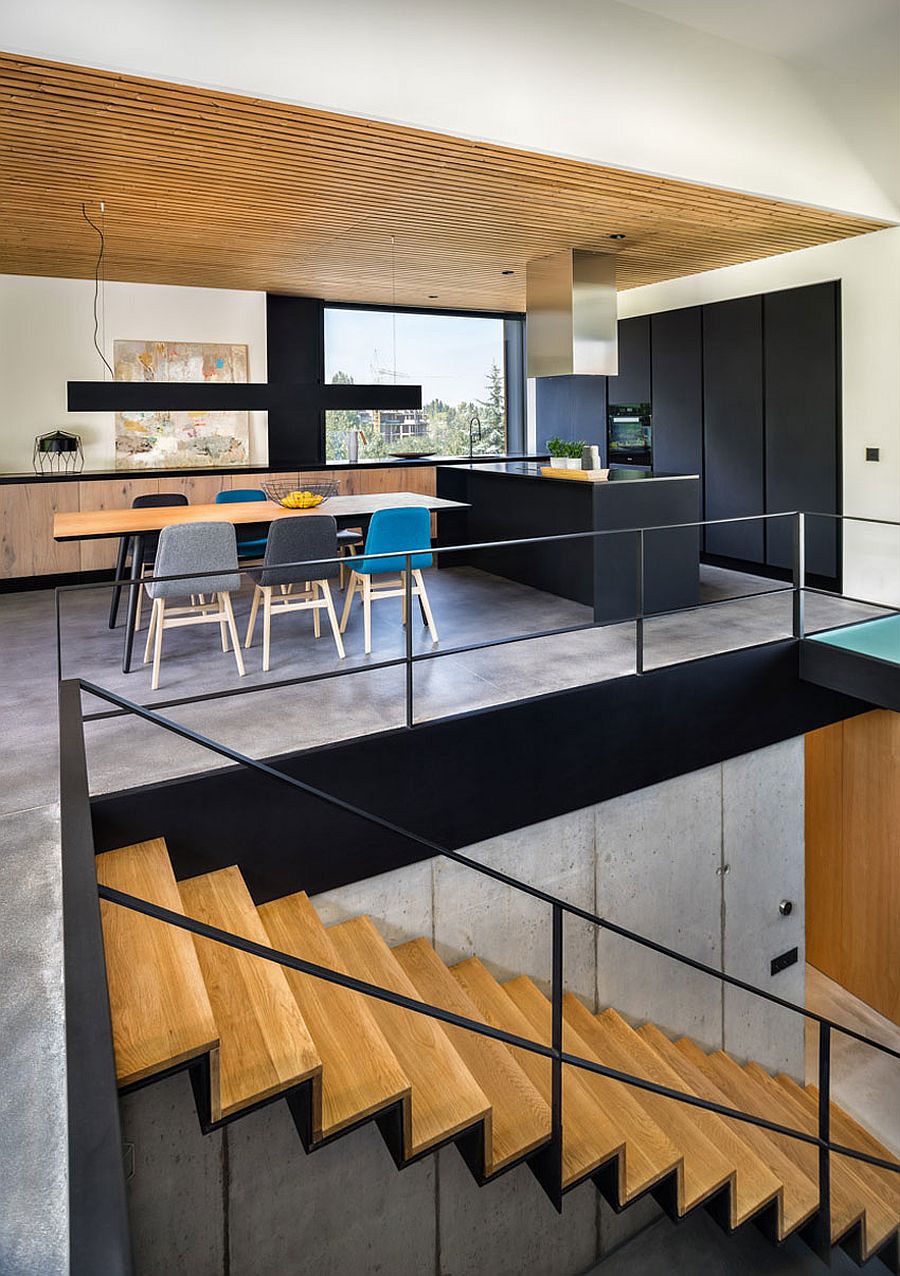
[607,402,652,468]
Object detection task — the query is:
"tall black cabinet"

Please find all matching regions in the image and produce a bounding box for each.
[702,296,765,563]
[651,307,703,482]
[764,282,840,579]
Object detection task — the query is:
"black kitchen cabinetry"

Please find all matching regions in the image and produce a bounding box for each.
[764,283,840,579]
[702,296,765,563]
[606,315,651,405]
[651,306,703,489]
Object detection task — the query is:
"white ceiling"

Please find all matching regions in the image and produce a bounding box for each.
[616,0,899,71]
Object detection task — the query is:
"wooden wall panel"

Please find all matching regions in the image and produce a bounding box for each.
[78,477,160,571]
[0,54,888,309]
[806,711,900,1025]
[840,712,900,1023]
[805,723,844,977]
[0,481,81,579]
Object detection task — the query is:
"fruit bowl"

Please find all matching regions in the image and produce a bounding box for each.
[262,479,338,509]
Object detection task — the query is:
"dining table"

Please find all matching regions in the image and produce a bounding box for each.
[54,490,468,673]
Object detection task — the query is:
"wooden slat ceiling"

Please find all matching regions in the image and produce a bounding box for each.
[0,52,891,310]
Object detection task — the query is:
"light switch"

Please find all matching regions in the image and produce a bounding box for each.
[866,447,880,462]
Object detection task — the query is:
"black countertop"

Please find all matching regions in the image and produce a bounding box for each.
[442,462,700,484]
[0,454,547,486]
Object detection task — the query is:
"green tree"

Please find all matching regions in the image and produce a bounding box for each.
[325,370,360,460]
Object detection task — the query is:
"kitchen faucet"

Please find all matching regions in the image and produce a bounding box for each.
[468,413,482,459]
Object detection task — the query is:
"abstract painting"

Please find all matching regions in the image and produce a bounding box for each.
[114,340,250,469]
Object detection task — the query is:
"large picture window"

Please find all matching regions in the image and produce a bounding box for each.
[324,306,520,461]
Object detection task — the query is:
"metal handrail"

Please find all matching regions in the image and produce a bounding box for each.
[69,674,900,1241]
[77,678,899,1062]
[95,882,900,1181]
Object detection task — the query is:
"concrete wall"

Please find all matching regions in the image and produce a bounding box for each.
[0,275,268,472]
[120,735,805,1275]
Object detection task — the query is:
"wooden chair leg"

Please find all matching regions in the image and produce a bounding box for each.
[151,599,166,691]
[219,596,230,652]
[339,550,346,591]
[262,587,272,673]
[245,585,261,648]
[363,574,372,654]
[312,581,321,639]
[143,597,159,664]
[319,580,345,659]
[221,592,245,677]
[413,570,439,643]
[340,573,358,633]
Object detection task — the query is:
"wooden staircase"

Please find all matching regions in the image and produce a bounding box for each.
[96,839,900,1271]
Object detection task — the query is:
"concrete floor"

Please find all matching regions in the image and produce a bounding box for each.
[0,562,894,1276]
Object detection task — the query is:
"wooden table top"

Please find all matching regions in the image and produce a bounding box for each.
[54,491,468,541]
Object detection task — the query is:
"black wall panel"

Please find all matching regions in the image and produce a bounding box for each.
[90,642,871,903]
[266,294,325,468]
[702,296,765,562]
[651,307,703,483]
[764,283,840,578]
[535,375,607,456]
[606,315,651,406]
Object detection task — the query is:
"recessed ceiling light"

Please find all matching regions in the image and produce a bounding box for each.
[501,269,514,275]
[428,294,439,299]
[608,233,626,240]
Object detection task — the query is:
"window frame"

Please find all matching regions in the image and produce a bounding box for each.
[322,301,526,460]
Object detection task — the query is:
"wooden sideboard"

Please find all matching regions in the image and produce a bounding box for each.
[0,466,438,581]
[806,710,900,1025]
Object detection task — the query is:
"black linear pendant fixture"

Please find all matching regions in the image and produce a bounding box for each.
[66,380,422,412]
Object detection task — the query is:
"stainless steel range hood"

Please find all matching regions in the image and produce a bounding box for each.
[526,249,618,377]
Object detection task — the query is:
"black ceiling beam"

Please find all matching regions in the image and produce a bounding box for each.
[66,382,422,413]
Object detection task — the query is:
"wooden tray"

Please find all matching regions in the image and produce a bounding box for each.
[540,466,610,482]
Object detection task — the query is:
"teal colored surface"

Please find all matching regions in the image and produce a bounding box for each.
[811,614,900,666]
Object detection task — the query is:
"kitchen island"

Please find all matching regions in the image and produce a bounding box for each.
[436,462,701,622]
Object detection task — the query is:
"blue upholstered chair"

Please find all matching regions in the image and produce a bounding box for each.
[143,522,245,690]
[339,506,438,654]
[214,488,269,559]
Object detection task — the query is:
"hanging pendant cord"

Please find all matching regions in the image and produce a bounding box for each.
[81,202,115,378]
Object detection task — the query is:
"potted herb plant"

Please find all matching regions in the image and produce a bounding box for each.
[547,438,584,470]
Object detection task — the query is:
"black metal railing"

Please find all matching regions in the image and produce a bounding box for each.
[55,507,873,728]
[68,677,899,1248]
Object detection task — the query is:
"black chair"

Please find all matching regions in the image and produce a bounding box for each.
[108,492,189,629]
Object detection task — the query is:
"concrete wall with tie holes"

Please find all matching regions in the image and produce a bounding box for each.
[118,735,805,1276]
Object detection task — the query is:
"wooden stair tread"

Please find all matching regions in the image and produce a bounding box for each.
[745,1062,898,1258]
[96,839,219,1090]
[327,917,490,1157]
[257,892,411,1141]
[582,1006,742,1217]
[393,938,550,1174]
[178,867,321,1120]
[678,1042,863,1249]
[450,957,624,1188]
[503,976,684,1202]
[638,1023,817,1237]
[787,1077,900,1216]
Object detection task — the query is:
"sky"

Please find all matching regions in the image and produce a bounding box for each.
[324,308,504,406]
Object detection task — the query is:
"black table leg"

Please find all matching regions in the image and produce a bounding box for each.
[122,535,143,674]
[108,535,129,629]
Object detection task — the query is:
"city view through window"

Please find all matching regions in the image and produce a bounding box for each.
[324,307,507,461]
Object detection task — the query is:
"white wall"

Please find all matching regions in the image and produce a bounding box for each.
[2,0,897,220]
[618,227,900,606]
[0,275,267,472]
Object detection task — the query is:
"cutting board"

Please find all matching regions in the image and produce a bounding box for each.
[540,466,610,482]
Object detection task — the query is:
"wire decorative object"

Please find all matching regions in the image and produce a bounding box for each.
[33,429,85,475]
[262,479,338,508]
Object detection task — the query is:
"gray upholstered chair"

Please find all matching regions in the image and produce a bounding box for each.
[244,515,345,670]
[143,522,245,690]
